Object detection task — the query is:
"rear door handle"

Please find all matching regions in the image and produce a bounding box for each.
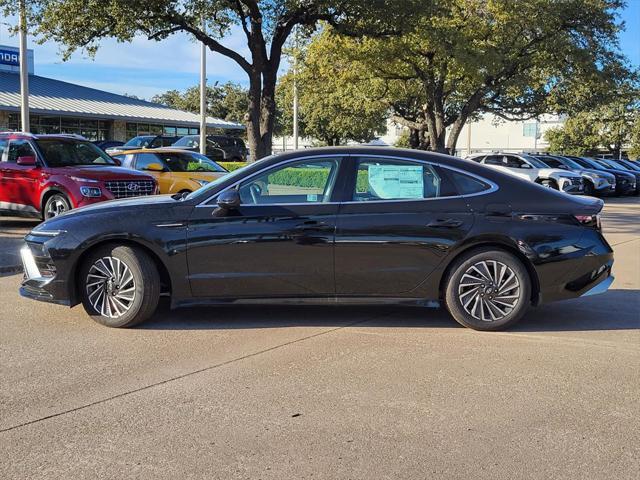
[293,220,328,230]
[427,218,463,228]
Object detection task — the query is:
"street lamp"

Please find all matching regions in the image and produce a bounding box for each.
[19,0,30,132]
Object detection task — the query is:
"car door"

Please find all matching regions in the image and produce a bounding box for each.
[504,155,537,181]
[334,156,475,296]
[186,156,345,298]
[0,139,41,214]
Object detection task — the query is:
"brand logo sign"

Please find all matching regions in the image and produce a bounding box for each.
[0,49,19,67]
[127,183,140,192]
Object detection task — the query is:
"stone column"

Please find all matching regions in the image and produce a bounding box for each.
[112,120,127,141]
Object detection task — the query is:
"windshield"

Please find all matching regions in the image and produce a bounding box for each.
[172,136,199,148]
[124,136,155,148]
[156,152,227,173]
[605,160,628,170]
[36,139,117,167]
[553,156,582,169]
[577,158,605,170]
[521,155,549,168]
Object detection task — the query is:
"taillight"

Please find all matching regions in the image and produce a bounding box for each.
[574,214,601,231]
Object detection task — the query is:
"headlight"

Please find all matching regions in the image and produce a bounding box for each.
[80,186,102,197]
[190,179,209,187]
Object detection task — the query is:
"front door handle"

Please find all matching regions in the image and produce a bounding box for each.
[427,218,463,228]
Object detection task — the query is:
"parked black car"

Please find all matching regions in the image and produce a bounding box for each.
[20,147,613,331]
[593,159,640,195]
[569,157,637,196]
[533,154,616,196]
[172,135,247,162]
[105,135,181,155]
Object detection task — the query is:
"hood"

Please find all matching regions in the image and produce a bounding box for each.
[50,165,155,181]
[580,168,615,180]
[541,168,581,178]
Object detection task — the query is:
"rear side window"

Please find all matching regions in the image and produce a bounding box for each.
[353,158,447,201]
[135,153,162,170]
[445,169,492,195]
[0,139,7,160]
[484,155,504,166]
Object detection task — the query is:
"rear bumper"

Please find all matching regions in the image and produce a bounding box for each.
[581,274,614,297]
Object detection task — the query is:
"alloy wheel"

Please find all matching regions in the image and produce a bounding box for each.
[46,198,68,218]
[457,260,521,322]
[86,256,136,318]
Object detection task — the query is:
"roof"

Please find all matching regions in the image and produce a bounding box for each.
[0,71,244,130]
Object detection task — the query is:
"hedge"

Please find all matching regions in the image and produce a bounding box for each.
[217,161,372,193]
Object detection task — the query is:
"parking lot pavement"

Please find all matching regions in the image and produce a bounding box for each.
[0,198,638,480]
[0,217,39,275]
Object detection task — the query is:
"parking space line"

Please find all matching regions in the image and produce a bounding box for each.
[0,312,392,434]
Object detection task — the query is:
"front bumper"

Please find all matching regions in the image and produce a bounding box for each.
[558,177,584,194]
[19,245,73,306]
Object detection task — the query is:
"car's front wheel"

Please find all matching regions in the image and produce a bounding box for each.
[43,193,71,219]
[79,244,160,328]
[445,249,531,331]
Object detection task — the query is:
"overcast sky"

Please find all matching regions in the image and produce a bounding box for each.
[1,2,639,100]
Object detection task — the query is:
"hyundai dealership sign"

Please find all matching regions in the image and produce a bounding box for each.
[0,45,34,74]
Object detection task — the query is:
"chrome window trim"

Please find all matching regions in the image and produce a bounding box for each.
[196,152,498,208]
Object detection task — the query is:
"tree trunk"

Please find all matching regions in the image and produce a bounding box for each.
[245,70,277,162]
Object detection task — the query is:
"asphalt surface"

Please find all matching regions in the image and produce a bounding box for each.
[0,217,39,275]
[0,198,638,479]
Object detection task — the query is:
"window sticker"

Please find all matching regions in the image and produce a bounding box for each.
[368,165,424,199]
[307,194,318,202]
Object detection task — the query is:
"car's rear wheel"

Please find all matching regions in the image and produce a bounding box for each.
[445,249,531,331]
[584,180,595,196]
[43,193,71,219]
[79,245,160,328]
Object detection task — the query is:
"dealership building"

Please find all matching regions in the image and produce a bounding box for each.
[0,45,243,141]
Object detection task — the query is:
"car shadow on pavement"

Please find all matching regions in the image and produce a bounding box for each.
[141,289,639,332]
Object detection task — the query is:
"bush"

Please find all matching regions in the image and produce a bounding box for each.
[219,161,247,172]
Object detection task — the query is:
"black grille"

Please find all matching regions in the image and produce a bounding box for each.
[570,178,583,186]
[104,180,155,198]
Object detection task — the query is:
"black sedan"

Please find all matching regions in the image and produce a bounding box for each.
[569,156,637,195]
[19,147,614,331]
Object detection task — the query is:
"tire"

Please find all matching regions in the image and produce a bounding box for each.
[539,178,558,190]
[444,248,531,331]
[79,244,160,328]
[43,193,71,220]
[584,180,595,196]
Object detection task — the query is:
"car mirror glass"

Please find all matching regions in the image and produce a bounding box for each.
[144,163,165,172]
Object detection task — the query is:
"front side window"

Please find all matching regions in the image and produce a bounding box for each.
[238,158,339,205]
[7,140,37,163]
[0,139,8,160]
[353,158,442,201]
[36,139,116,166]
[504,156,526,168]
[484,155,504,166]
[172,136,199,148]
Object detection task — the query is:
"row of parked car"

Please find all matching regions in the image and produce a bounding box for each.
[1,130,638,222]
[465,152,640,197]
[96,133,248,163]
[0,132,232,220]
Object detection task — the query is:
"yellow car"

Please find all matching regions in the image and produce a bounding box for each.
[112,148,228,194]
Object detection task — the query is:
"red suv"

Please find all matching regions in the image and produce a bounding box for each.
[0,133,158,219]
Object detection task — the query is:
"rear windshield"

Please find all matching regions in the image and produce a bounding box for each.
[124,136,155,147]
[36,139,116,167]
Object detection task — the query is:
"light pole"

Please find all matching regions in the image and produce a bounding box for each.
[19,0,30,132]
[199,16,207,155]
[292,26,299,150]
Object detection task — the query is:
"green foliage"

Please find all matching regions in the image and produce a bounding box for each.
[394,131,412,149]
[267,168,330,189]
[275,30,388,146]
[544,84,640,157]
[151,82,248,124]
[313,0,634,154]
[218,161,247,172]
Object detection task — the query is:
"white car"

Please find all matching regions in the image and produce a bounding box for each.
[466,153,584,194]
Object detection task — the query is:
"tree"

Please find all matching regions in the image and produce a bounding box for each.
[316,0,633,154]
[2,1,416,160]
[151,82,249,123]
[545,84,640,157]
[275,31,387,146]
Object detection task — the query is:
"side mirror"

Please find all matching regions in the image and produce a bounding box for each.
[17,155,37,166]
[144,163,165,172]
[521,164,532,169]
[217,189,241,210]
